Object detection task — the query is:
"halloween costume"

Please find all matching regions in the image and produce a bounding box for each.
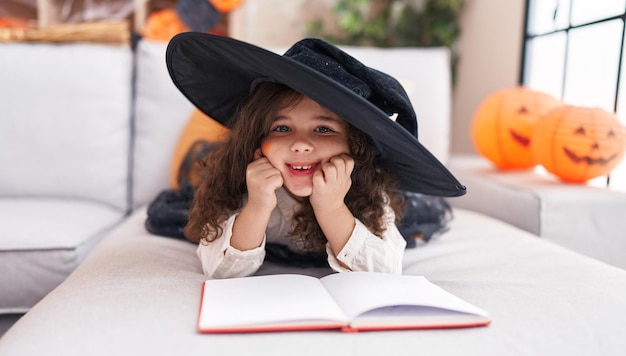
[156,34,464,273]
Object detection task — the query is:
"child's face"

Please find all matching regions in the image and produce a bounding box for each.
[262,96,350,197]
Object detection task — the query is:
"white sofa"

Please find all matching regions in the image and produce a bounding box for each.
[1,39,626,356]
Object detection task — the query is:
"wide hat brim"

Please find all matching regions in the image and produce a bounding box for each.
[166,33,466,197]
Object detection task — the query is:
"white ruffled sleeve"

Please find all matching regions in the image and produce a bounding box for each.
[326,206,406,274]
[196,213,266,279]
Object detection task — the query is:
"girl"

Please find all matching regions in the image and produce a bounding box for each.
[166,33,466,279]
[184,82,406,278]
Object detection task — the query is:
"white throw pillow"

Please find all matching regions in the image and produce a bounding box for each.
[132,39,195,209]
[0,43,133,211]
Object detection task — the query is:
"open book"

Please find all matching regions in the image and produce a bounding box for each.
[197,272,490,333]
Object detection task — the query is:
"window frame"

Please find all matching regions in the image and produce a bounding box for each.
[519,0,626,189]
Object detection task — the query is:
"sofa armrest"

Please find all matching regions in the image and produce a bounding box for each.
[447,154,626,269]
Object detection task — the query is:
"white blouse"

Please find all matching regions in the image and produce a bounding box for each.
[197,188,406,279]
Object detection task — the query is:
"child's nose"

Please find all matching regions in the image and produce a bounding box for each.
[290,135,313,152]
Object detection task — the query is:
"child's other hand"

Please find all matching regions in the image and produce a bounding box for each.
[246,149,283,212]
[310,154,354,211]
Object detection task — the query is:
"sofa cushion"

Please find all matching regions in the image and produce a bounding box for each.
[0,198,125,314]
[2,207,626,355]
[132,39,195,209]
[0,43,133,211]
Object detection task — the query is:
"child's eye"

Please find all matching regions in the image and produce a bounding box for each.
[315,126,334,133]
[272,125,290,133]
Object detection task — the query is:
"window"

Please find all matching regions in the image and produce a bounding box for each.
[520,0,626,191]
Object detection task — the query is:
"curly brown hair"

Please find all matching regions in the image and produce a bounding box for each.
[183,82,403,252]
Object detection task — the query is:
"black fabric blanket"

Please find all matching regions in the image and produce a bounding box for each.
[145,183,452,266]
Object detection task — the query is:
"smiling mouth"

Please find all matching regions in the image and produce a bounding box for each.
[287,163,318,176]
[563,147,617,165]
[509,129,530,147]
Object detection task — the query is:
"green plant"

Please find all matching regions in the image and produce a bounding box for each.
[311,0,462,47]
[308,0,464,81]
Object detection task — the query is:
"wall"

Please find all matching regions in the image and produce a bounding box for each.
[451,0,525,154]
[230,0,337,46]
[229,0,526,155]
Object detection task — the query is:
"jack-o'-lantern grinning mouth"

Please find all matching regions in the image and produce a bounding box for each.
[509,129,530,147]
[562,147,618,166]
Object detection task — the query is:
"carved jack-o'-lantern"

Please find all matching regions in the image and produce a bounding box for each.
[471,87,563,170]
[532,106,626,183]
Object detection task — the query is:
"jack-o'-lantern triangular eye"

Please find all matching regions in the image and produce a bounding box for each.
[608,129,616,138]
[518,106,529,114]
[574,126,586,135]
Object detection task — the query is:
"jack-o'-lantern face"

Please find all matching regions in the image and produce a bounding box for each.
[532,106,626,183]
[472,87,562,170]
[508,106,532,147]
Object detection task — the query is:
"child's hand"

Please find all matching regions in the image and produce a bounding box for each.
[310,154,354,212]
[245,149,283,213]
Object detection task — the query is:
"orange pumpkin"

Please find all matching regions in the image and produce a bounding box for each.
[142,8,189,41]
[0,17,30,29]
[471,86,563,170]
[170,109,229,189]
[532,106,626,183]
[209,0,243,12]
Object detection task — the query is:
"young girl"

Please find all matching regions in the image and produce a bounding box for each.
[184,82,406,278]
[166,33,466,279]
